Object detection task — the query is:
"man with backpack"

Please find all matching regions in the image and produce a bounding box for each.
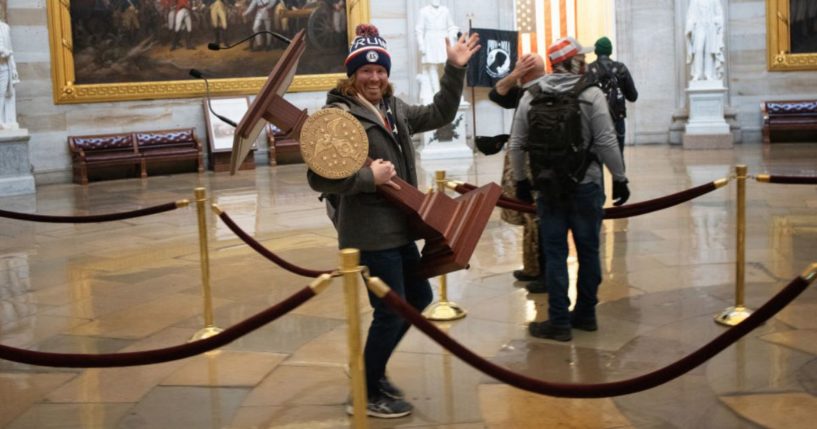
[586,36,639,157]
[508,37,630,342]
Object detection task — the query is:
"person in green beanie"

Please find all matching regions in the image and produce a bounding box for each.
[586,36,639,159]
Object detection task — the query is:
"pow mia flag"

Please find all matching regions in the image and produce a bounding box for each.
[467,28,518,87]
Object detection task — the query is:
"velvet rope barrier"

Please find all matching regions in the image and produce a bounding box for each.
[367,263,817,398]
[0,275,332,368]
[756,174,817,185]
[213,206,333,278]
[603,179,727,219]
[448,179,729,219]
[450,182,532,214]
[0,200,190,223]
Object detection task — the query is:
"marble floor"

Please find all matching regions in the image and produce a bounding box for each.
[0,143,816,429]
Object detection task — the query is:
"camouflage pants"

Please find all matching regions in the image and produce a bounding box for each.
[500,153,541,277]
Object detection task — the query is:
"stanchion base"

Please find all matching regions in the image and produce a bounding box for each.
[188,326,224,342]
[422,301,467,321]
[715,306,753,326]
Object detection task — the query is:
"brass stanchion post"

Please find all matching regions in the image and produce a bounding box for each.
[190,187,224,341]
[716,165,754,326]
[341,249,368,429]
[422,171,467,321]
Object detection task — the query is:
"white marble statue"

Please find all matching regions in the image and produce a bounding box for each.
[0,19,19,130]
[685,0,725,82]
[416,0,458,102]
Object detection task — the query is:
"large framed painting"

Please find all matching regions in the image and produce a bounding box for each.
[46,0,369,104]
[767,0,817,70]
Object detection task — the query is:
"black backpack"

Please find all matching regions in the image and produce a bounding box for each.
[593,62,627,120]
[525,77,596,205]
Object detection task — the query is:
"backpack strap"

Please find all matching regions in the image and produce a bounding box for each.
[570,74,597,101]
[526,83,543,98]
[569,75,601,178]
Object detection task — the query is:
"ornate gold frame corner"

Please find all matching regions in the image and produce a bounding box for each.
[767,0,817,71]
[46,0,370,104]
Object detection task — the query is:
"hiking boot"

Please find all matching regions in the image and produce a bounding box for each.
[345,393,413,419]
[525,280,547,294]
[528,320,572,341]
[513,270,539,282]
[570,312,598,332]
[378,376,405,399]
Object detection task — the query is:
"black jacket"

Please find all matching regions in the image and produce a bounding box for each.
[586,55,638,117]
[488,86,524,110]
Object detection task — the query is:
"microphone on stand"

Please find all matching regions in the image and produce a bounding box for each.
[208,31,292,51]
[190,69,237,128]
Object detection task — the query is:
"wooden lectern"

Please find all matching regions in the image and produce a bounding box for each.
[231,31,310,173]
[232,30,501,278]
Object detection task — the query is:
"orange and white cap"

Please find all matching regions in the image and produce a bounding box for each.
[547,37,592,65]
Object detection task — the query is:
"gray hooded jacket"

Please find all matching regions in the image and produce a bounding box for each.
[508,73,627,187]
[307,63,466,251]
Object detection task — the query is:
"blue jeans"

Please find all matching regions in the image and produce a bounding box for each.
[537,183,605,327]
[360,243,432,394]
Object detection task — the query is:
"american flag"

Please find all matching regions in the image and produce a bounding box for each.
[516,0,577,70]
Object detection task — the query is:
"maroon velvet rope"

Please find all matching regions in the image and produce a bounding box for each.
[0,202,182,223]
[218,211,333,277]
[379,275,811,398]
[763,175,817,185]
[452,181,721,219]
[0,287,316,368]
[602,181,718,219]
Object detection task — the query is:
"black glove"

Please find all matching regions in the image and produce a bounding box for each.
[612,180,630,206]
[516,179,533,203]
[474,134,509,155]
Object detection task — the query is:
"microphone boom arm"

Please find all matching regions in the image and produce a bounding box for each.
[208,31,291,51]
[190,69,237,128]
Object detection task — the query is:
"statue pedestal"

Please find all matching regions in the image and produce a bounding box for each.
[420,100,473,161]
[0,129,35,197]
[683,80,732,149]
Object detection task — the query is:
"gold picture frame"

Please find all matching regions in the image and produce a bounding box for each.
[767,0,817,71]
[46,0,369,104]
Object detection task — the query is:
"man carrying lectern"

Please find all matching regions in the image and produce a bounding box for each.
[306,23,480,419]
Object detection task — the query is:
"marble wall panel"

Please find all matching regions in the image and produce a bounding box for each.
[7,0,43,9]
[618,0,679,144]
[5,7,44,25]
[27,130,74,174]
[8,24,49,63]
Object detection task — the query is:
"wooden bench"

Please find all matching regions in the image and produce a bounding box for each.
[68,128,203,185]
[69,133,144,185]
[762,100,817,144]
[134,128,204,174]
[265,124,303,165]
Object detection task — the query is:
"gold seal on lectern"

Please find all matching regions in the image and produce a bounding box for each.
[299,108,369,179]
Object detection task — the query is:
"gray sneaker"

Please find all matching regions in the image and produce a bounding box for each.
[345,394,413,419]
[378,376,405,399]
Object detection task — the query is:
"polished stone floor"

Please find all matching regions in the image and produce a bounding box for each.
[0,143,816,429]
